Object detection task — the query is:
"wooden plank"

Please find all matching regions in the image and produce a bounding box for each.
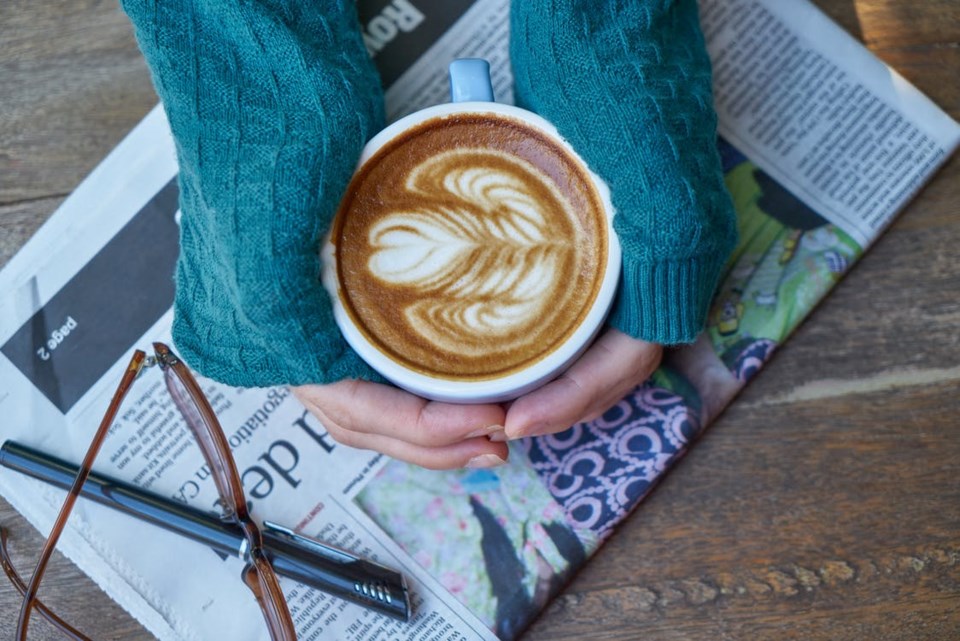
[0,0,154,204]
[0,196,64,265]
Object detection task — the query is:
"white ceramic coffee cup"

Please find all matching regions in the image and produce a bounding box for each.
[322,59,620,403]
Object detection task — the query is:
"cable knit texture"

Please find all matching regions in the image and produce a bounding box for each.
[511,0,738,344]
[120,0,736,388]
[121,0,384,386]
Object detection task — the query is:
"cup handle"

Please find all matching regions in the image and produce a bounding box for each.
[449,58,495,103]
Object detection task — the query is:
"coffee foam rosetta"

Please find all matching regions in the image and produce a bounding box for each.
[333,114,607,380]
[367,149,578,356]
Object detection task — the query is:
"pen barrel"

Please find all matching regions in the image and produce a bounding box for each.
[0,441,410,622]
[0,440,243,555]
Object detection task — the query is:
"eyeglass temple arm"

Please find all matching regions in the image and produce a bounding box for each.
[0,440,412,622]
[14,351,146,641]
[0,529,92,639]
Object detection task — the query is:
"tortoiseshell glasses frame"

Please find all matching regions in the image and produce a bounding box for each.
[1,342,298,641]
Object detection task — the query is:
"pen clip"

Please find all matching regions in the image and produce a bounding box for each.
[262,521,363,565]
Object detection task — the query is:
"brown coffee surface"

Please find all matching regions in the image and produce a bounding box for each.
[332,113,607,380]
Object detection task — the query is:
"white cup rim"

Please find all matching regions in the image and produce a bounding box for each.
[322,102,621,403]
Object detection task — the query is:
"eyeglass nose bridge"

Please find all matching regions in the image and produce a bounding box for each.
[137,352,168,377]
[152,344,181,368]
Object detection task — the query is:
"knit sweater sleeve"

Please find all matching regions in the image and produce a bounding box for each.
[120,0,385,387]
[511,0,738,344]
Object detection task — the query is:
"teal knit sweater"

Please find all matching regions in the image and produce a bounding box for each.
[120,0,736,388]
[512,0,737,345]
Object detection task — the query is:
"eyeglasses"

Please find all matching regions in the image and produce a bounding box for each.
[1,342,298,641]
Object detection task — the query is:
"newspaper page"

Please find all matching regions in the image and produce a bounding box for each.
[701,0,960,248]
[1,1,958,640]
[0,102,498,640]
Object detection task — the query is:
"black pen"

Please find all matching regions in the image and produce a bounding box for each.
[0,440,410,622]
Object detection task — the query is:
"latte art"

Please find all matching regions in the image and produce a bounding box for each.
[367,149,578,356]
[331,113,607,380]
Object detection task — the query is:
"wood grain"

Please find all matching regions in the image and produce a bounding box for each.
[1,1,958,639]
[522,3,960,638]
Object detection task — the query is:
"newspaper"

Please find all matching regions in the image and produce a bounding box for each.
[0,0,957,639]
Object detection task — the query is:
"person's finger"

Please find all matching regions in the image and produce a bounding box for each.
[504,329,662,439]
[293,389,508,470]
[291,380,506,447]
[324,422,509,470]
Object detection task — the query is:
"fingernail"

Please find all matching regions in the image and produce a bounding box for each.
[466,454,507,469]
[488,429,508,442]
[466,424,504,439]
[505,422,545,441]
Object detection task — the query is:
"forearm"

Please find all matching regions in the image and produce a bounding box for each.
[121,0,386,386]
[511,0,737,344]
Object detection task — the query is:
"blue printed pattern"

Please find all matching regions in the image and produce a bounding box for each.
[731,338,778,383]
[522,384,701,539]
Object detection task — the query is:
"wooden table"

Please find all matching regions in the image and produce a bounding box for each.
[1,1,958,639]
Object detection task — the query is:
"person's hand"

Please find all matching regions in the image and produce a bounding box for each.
[504,328,662,440]
[292,329,659,471]
[291,382,509,470]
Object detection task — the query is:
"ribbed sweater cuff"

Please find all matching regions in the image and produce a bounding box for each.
[607,250,729,346]
[171,313,383,389]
